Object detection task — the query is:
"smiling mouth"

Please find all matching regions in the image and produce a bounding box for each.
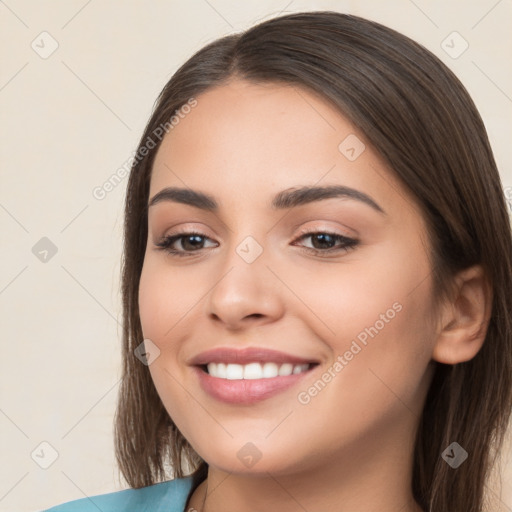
[202,361,316,380]
[190,347,320,403]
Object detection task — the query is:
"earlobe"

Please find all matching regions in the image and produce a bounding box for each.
[432,265,492,365]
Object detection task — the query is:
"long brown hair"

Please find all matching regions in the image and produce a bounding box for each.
[114,11,512,511]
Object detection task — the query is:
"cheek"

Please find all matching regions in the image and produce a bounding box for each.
[138,258,208,426]
[288,237,436,398]
[294,248,435,424]
[138,260,194,438]
[138,257,200,342]
[287,249,432,349]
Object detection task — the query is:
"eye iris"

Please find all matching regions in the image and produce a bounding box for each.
[182,235,204,251]
[311,233,335,249]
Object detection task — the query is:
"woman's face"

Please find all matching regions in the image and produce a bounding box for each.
[138,79,438,476]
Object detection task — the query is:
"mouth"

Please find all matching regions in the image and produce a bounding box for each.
[202,361,313,379]
[189,347,319,404]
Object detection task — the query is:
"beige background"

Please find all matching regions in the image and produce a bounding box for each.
[0,1,511,511]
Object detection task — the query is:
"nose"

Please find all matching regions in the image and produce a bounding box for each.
[206,247,285,331]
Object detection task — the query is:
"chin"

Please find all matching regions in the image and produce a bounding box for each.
[188,438,297,475]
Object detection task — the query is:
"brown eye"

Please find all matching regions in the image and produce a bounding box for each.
[155,231,217,257]
[293,231,359,257]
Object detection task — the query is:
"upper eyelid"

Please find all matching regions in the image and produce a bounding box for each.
[157,231,358,262]
[160,227,354,240]
[158,228,357,248]
[154,228,360,262]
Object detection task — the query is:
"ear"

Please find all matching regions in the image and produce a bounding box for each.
[432,265,492,364]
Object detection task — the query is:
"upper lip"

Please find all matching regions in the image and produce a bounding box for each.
[189,347,319,366]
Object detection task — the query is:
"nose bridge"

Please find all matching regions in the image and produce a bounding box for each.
[219,208,271,270]
[206,231,283,328]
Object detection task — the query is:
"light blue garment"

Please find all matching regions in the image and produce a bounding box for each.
[42,476,194,512]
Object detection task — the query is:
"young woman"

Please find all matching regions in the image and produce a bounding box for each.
[44,11,512,512]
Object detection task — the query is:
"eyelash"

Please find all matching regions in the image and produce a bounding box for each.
[154,229,359,258]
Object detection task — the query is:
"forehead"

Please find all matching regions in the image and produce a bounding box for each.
[151,80,347,182]
[149,80,417,221]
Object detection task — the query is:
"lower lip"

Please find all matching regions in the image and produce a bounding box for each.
[193,366,311,404]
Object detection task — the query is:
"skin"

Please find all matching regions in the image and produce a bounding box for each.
[138,80,491,512]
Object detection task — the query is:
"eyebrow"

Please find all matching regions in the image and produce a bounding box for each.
[148,185,386,214]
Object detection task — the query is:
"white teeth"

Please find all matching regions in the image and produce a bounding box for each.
[207,363,216,378]
[217,363,227,378]
[262,362,279,378]
[206,362,310,379]
[225,363,244,380]
[293,364,307,374]
[244,362,263,380]
[278,363,293,376]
